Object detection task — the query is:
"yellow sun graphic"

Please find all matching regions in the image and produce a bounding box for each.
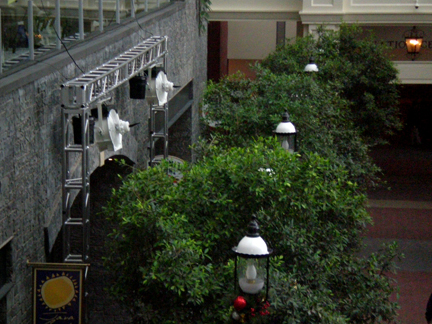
[37,272,79,311]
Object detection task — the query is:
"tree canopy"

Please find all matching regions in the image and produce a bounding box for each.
[262,24,401,146]
[104,140,400,323]
[202,24,401,188]
[104,24,402,323]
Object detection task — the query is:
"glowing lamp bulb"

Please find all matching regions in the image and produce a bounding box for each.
[239,260,264,294]
[281,138,289,151]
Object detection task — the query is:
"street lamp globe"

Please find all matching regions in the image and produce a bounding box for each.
[274,111,297,153]
[232,216,272,297]
[304,56,319,72]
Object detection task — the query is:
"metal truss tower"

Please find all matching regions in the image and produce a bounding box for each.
[60,36,168,263]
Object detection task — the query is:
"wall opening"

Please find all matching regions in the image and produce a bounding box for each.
[0,297,6,324]
[0,238,12,324]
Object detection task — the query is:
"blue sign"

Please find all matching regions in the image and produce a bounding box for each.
[30,263,88,324]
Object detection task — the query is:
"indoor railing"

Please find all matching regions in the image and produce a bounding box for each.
[0,0,172,74]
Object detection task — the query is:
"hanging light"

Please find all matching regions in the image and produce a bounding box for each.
[304,56,318,72]
[232,216,272,297]
[404,26,424,60]
[129,74,147,99]
[274,111,297,153]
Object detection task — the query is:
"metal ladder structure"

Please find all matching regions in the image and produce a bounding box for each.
[60,36,168,263]
[149,102,169,166]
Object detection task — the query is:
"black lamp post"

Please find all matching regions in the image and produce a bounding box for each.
[274,111,297,153]
[405,26,424,60]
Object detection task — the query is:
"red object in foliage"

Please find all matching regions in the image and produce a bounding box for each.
[233,296,247,311]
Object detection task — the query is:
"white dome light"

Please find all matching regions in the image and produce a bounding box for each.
[304,56,319,72]
[234,236,269,256]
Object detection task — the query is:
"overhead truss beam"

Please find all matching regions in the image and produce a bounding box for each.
[61,35,168,108]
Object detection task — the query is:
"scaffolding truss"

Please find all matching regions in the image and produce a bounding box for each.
[149,103,169,166]
[61,36,168,108]
[61,36,168,263]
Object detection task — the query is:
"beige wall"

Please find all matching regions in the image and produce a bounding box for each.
[211,0,432,84]
[228,21,276,60]
[211,0,302,13]
[227,20,297,60]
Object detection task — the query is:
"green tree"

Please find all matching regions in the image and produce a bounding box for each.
[202,24,401,189]
[262,24,401,146]
[104,139,400,323]
[202,69,379,188]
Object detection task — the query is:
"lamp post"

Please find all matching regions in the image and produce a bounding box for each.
[231,216,272,322]
[405,26,424,60]
[304,56,319,72]
[274,111,297,153]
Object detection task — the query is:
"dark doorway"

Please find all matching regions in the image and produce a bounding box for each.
[207,21,228,82]
[395,84,432,148]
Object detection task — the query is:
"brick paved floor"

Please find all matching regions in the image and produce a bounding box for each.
[366,146,432,324]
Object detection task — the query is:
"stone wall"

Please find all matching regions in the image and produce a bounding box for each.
[0,0,207,322]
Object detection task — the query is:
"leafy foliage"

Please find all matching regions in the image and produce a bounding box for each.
[104,140,400,323]
[202,69,378,188]
[202,24,401,189]
[198,0,212,34]
[104,24,402,324]
[262,24,401,145]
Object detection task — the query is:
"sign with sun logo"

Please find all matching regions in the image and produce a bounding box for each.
[29,262,89,324]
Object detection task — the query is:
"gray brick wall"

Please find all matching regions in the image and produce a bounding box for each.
[0,0,207,322]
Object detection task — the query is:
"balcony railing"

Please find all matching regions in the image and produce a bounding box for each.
[0,0,171,75]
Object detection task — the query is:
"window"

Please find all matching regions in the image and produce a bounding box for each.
[0,0,174,75]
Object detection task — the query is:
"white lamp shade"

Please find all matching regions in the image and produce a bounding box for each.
[147,70,174,106]
[94,109,130,152]
[304,56,319,72]
[275,120,296,134]
[304,63,319,72]
[108,110,130,151]
[234,236,270,256]
[155,71,174,106]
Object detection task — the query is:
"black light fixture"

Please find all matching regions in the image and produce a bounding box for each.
[274,111,297,153]
[129,74,147,99]
[72,115,95,145]
[404,26,424,60]
[231,216,272,322]
[232,217,272,296]
[304,56,319,72]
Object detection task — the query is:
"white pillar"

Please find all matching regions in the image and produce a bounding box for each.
[99,0,103,32]
[79,0,84,40]
[28,0,34,60]
[116,0,120,24]
[55,0,61,49]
